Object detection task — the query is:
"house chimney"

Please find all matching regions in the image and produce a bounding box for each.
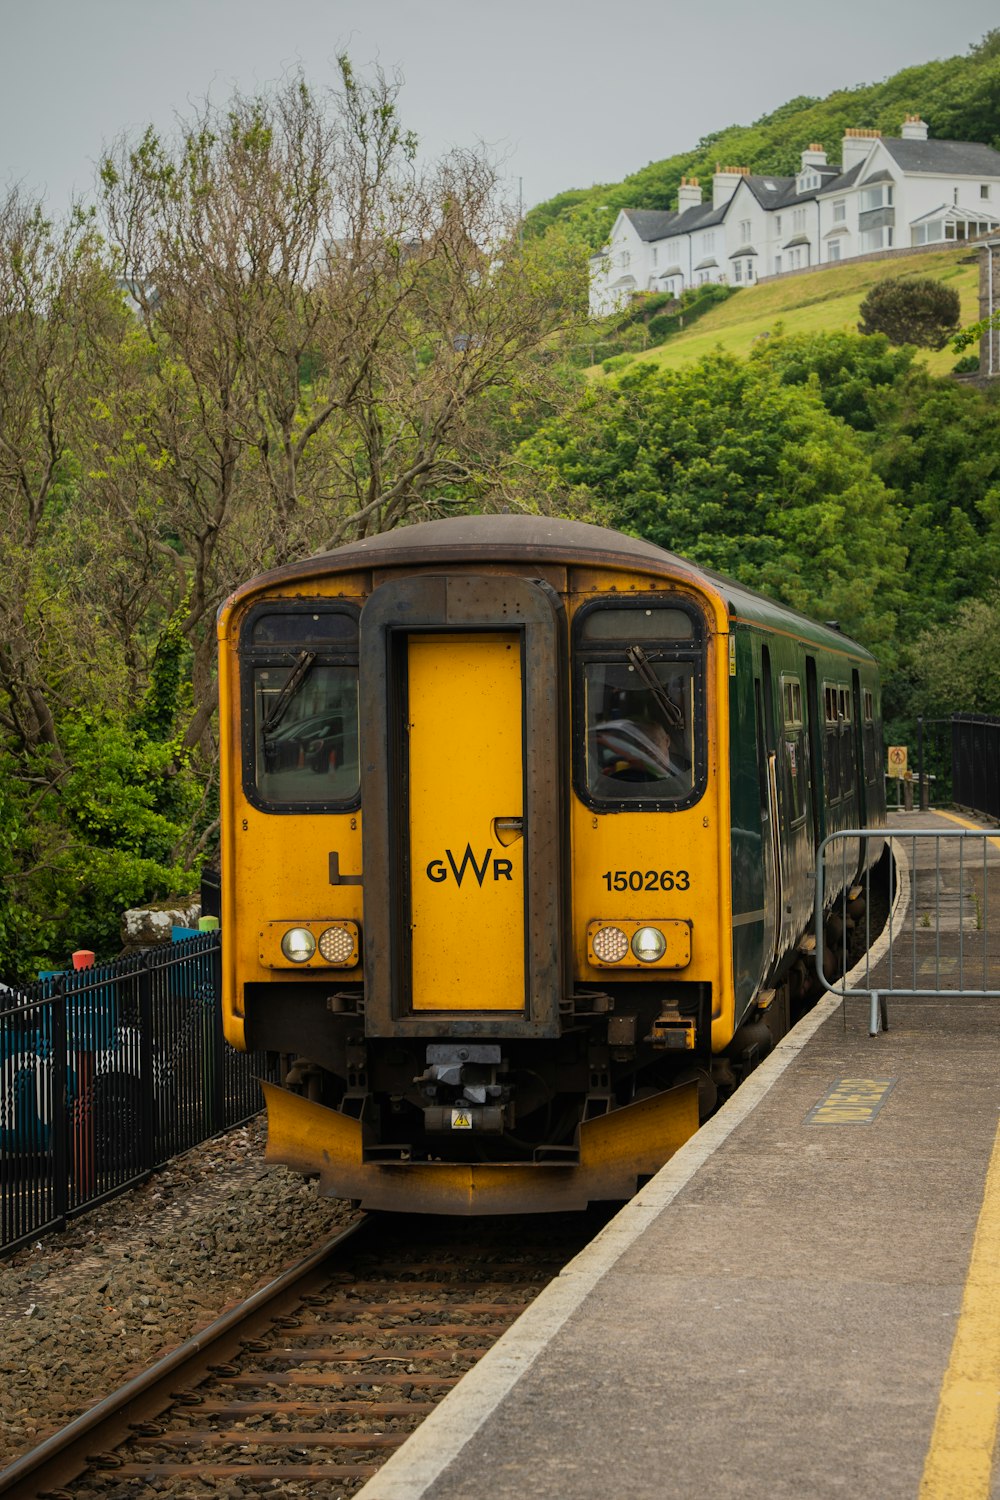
[713,164,749,210]
[841,127,881,173]
[677,176,703,212]
[801,142,828,169]
[901,114,929,141]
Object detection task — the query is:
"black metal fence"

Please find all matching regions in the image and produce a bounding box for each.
[1,935,277,1256]
[952,714,1000,822]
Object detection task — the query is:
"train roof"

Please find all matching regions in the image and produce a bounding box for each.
[230,515,876,663]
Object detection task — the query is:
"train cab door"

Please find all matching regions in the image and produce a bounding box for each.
[359,574,566,1040]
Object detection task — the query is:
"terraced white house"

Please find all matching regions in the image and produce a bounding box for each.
[590,118,1000,315]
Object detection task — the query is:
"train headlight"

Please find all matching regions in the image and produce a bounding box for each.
[281,927,316,963]
[592,925,630,963]
[631,926,667,963]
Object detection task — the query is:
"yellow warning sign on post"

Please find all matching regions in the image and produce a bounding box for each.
[887,745,908,779]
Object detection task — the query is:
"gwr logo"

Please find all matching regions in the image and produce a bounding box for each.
[426,844,515,886]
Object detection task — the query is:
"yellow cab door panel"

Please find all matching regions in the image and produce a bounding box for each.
[407,632,525,1011]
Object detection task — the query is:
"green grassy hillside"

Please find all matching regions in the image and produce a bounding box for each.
[530,32,1000,253]
[597,247,980,378]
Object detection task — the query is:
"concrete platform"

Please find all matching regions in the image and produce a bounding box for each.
[359,811,1000,1500]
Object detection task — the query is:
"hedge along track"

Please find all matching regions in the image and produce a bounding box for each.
[0,1210,602,1498]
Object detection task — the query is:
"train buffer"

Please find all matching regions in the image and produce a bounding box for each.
[358,809,1000,1500]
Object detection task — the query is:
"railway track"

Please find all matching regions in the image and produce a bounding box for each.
[0,1209,603,1498]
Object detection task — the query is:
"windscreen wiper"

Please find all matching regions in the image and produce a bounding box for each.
[626,644,684,727]
[261,650,317,736]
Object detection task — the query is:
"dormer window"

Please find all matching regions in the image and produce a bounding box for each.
[982,184,992,200]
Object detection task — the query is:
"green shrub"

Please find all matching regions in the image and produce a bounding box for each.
[647,313,675,341]
[953,353,981,374]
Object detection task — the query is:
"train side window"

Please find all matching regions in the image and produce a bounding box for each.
[839,687,855,794]
[862,688,876,781]
[572,599,706,811]
[823,682,841,801]
[239,602,361,811]
[780,674,805,825]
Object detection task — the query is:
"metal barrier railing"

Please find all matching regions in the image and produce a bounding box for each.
[815,828,1000,1036]
[0,935,278,1256]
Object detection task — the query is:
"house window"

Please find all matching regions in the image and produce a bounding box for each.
[912,220,944,245]
[775,216,782,234]
[793,208,806,232]
[982,184,991,200]
[702,231,716,252]
[860,184,894,212]
[620,250,631,268]
[734,260,742,283]
[953,187,959,205]
[745,259,754,282]
[652,248,658,265]
[739,219,751,241]
[833,199,846,223]
[828,241,841,262]
[774,254,782,274]
[859,226,893,253]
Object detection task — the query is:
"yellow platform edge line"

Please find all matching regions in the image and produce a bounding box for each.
[919,1117,1000,1499]
[930,807,1000,855]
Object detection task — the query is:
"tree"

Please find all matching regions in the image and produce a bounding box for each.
[858,276,961,350]
[94,64,586,758]
[516,352,906,658]
[905,584,1000,717]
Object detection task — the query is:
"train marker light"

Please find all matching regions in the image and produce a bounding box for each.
[632,926,667,963]
[592,925,630,963]
[319,924,357,964]
[281,927,317,962]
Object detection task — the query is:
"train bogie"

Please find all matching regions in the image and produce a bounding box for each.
[217,517,884,1213]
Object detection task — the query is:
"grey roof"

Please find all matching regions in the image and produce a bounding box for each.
[623,208,679,241]
[660,265,685,277]
[860,168,895,186]
[824,224,850,237]
[816,161,865,195]
[883,136,1000,176]
[670,199,728,234]
[744,174,794,207]
[728,244,758,258]
[694,257,719,270]
[783,235,812,248]
[224,515,875,660]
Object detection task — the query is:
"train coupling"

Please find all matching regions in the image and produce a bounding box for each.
[648,1015,697,1050]
[414,1044,511,1135]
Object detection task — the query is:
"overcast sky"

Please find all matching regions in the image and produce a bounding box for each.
[3,0,998,216]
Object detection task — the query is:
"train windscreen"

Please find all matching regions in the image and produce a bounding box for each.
[573,601,705,808]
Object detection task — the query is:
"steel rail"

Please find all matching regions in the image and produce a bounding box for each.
[0,1215,368,1499]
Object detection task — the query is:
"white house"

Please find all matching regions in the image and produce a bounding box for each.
[590,117,1000,315]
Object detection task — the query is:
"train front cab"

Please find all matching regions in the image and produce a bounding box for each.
[218,551,741,1214]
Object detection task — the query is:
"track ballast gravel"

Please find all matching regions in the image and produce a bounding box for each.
[0,1117,358,1469]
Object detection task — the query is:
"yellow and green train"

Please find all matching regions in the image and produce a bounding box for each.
[217,517,884,1213]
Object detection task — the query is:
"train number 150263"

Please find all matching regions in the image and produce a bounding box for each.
[601,869,690,892]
